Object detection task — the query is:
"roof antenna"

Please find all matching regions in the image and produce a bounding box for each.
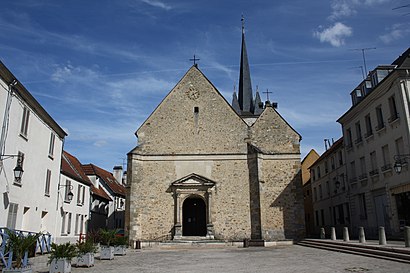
[351,48,376,76]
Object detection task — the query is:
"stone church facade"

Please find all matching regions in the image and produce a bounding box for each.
[126,26,305,243]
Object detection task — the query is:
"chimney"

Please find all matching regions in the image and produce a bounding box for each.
[113,166,123,184]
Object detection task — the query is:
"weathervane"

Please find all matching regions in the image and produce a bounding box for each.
[190,54,200,66]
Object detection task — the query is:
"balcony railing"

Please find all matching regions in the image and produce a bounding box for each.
[381,164,392,172]
[359,173,368,181]
[369,169,379,177]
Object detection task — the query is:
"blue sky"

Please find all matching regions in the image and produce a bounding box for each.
[1,0,409,171]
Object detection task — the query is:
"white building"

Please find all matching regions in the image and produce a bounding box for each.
[82,164,126,231]
[338,48,410,238]
[55,151,92,243]
[0,61,66,236]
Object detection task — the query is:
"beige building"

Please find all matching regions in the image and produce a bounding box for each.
[338,48,410,238]
[126,26,304,244]
[301,149,319,237]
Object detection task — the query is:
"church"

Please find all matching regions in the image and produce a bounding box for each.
[126,24,305,244]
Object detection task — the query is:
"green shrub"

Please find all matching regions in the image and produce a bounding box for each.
[98,229,117,246]
[5,230,41,268]
[76,239,97,255]
[47,242,78,264]
[112,236,128,246]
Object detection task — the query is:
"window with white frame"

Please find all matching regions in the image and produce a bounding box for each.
[382,144,390,167]
[388,95,398,122]
[80,215,84,234]
[45,169,51,196]
[370,151,377,173]
[376,106,384,130]
[67,212,72,234]
[61,212,67,235]
[20,106,30,138]
[75,214,80,235]
[360,156,366,177]
[77,184,83,205]
[48,132,55,158]
[7,203,18,229]
[395,137,404,157]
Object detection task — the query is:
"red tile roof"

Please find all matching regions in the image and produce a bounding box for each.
[90,185,112,201]
[61,151,92,186]
[82,163,126,197]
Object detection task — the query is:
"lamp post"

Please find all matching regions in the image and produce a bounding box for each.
[0,154,24,181]
[59,184,74,202]
[393,154,410,174]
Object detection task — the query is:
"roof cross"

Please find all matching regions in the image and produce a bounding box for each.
[190,54,200,65]
[263,89,272,101]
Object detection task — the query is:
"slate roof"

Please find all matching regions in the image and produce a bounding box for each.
[82,164,126,198]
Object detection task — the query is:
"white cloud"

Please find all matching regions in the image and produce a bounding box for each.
[328,0,390,20]
[364,0,389,5]
[94,140,108,147]
[141,0,171,10]
[314,22,352,47]
[329,0,356,20]
[379,23,410,44]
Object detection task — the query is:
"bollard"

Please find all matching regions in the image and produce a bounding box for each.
[320,227,326,239]
[135,240,141,249]
[405,226,410,248]
[379,226,387,245]
[359,227,366,243]
[343,227,349,242]
[331,227,336,240]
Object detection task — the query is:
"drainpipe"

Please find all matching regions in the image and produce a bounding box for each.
[0,80,18,192]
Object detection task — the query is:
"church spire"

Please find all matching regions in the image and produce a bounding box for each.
[238,15,254,115]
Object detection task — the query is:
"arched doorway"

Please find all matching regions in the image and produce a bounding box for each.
[182,197,207,236]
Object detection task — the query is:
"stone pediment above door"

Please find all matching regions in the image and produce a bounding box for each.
[170,173,216,190]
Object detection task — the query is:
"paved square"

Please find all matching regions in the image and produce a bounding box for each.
[30,245,409,273]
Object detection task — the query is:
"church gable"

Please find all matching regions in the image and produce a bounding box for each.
[251,106,301,154]
[134,66,248,155]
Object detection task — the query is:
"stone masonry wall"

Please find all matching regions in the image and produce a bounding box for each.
[127,157,252,241]
[259,158,305,240]
[135,66,248,155]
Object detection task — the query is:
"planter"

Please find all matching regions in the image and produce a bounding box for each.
[99,246,114,260]
[113,245,127,256]
[2,266,32,273]
[49,258,71,273]
[76,253,94,267]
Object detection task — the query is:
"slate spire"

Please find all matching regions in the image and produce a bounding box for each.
[238,16,254,115]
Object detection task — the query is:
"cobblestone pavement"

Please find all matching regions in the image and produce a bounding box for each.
[29,245,409,273]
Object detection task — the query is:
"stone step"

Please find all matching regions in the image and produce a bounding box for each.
[297,239,410,264]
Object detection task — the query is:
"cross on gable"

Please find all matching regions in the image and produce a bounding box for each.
[263,89,272,101]
[263,89,278,108]
[190,54,200,66]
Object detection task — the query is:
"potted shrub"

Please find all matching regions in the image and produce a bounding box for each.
[98,229,116,260]
[48,242,77,273]
[76,239,97,267]
[112,236,128,256]
[2,230,40,273]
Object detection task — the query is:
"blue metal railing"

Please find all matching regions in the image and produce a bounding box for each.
[0,227,52,269]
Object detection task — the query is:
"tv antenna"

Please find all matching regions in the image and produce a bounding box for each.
[351,48,376,77]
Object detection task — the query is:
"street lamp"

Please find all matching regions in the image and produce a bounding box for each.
[0,154,24,181]
[393,154,410,174]
[59,184,74,202]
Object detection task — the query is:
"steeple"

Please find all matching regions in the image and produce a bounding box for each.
[238,16,254,115]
